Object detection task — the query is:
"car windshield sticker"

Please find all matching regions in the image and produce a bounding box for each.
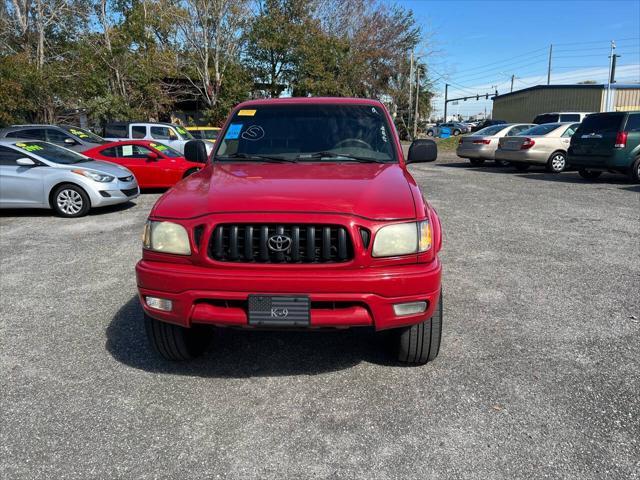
[241,125,265,141]
[69,128,89,139]
[122,145,133,156]
[380,126,388,143]
[238,109,257,116]
[15,142,43,152]
[225,123,243,140]
[150,142,168,152]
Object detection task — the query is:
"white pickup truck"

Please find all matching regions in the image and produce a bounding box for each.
[103,122,214,154]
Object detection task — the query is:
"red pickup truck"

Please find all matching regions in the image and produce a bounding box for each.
[136,97,443,365]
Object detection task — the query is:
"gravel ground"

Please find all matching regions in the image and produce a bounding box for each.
[1,152,639,479]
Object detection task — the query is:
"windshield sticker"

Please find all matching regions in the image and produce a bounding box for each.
[15,142,43,152]
[225,123,243,140]
[150,142,168,152]
[380,126,388,143]
[238,109,257,117]
[175,126,188,135]
[69,128,90,139]
[241,125,265,141]
[122,145,133,156]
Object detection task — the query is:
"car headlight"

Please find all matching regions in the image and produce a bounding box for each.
[72,169,114,183]
[143,221,191,255]
[372,221,431,257]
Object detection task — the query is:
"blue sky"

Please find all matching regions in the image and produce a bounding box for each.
[397,0,640,118]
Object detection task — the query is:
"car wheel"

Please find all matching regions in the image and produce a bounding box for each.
[394,291,443,365]
[546,152,566,173]
[578,169,602,180]
[183,168,200,178]
[52,184,90,218]
[453,129,460,136]
[630,157,640,183]
[426,130,434,137]
[494,159,510,167]
[470,158,485,166]
[144,313,212,361]
[513,163,530,172]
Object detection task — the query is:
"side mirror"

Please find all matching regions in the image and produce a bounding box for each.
[17,158,36,167]
[146,152,159,161]
[184,140,208,163]
[64,138,77,145]
[407,139,437,164]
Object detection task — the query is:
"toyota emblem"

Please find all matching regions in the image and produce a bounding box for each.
[268,234,292,252]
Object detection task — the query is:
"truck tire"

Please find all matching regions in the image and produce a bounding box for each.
[51,183,91,218]
[470,158,485,166]
[144,313,211,361]
[395,291,443,365]
[578,169,602,180]
[631,157,640,183]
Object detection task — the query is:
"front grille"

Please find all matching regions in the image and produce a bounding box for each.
[121,187,138,197]
[208,224,353,263]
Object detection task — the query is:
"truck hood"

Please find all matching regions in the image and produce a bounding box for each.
[152,162,417,221]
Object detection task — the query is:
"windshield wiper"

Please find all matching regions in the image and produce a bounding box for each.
[297,151,387,163]
[215,153,297,163]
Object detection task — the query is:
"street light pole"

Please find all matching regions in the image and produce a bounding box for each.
[443,83,449,123]
[605,40,616,111]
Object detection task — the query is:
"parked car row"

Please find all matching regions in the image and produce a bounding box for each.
[456,111,640,182]
[0,121,215,216]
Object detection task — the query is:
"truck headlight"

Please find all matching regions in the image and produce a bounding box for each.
[71,169,114,183]
[372,221,431,257]
[143,221,191,255]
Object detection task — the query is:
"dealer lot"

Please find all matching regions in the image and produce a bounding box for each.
[1,152,638,479]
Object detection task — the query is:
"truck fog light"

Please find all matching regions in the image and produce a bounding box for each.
[393,301,427,316]
[145,296,173,312]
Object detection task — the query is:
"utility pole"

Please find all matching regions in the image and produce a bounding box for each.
[606,40,616,111]
[510,74,515,93]
[547,44,553,85]
[408,52,414,134]
[609,52,621,111]
[413,66,420,139]
[443,83,449,123]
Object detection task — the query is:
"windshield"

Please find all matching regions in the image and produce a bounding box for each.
[63,127,107,144]
[215,104,397,163]
[14,141,90,164]
[174,125,194,140]
[520,124,560,136]
[476,124,507,136]
[149,142,183,158]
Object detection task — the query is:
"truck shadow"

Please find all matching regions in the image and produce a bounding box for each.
[106,296,398,377]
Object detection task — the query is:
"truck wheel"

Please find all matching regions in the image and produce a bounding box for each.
[546,152,566,173]
[144,313,211,361]
[578,169,602,180]
[631,157,640,183]
[470,158,485,166]
[52,184,91,217]
[395,291,443,365]
[513,163,530,172]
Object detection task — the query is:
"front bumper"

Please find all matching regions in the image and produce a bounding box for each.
[89,180,140,207]
[494,149,548,165]
[136,259,442,331]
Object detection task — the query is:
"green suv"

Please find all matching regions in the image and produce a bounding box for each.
[568,111,640,183]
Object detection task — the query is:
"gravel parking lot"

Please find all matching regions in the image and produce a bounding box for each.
[1,152,639,479]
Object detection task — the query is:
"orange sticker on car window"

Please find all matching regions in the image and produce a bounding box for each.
[238,109,256,116]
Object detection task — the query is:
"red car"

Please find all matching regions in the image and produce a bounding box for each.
[82,140,204,188]
[136,97,443,365]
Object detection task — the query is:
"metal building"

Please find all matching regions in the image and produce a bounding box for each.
[492,84,640,122]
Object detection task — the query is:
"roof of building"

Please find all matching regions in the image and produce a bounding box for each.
[494,83,640,100]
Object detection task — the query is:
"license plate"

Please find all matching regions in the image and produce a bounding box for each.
[248,295,310,326]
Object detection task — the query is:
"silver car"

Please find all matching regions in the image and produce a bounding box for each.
[456,123,536,166]
[0,140,139,217]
